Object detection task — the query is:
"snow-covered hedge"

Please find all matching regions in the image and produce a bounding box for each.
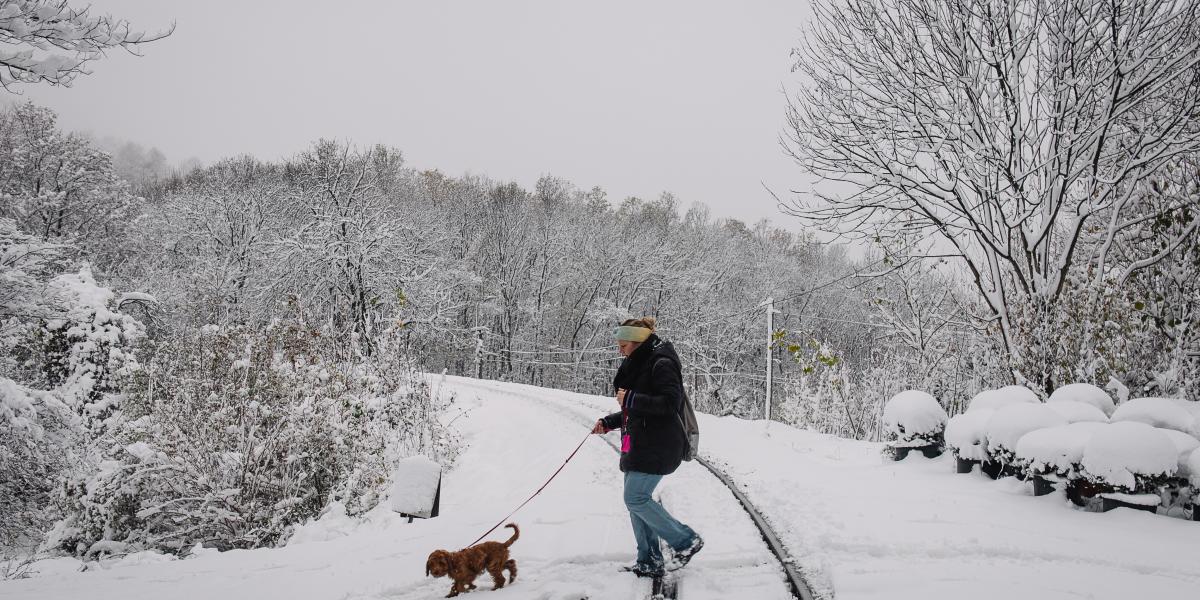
[1110,397,1197,436]
[966,385,1039,412]
[1014,422,1107,480]
[1047,383,1115,416]
[882,390,948,448]
[984,404,1068,467]
[1080,421,1177,493]
[945,408,995,461]
[49,323,459,557]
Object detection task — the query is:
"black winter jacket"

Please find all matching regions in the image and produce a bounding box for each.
[600,335,688,475]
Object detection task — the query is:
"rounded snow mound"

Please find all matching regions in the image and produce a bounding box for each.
[1157,428,1200,476]
[882,390,948,445]
[1081,421,1177,490]
[1014,422,1108,478]
[1170,398,1200,423]
[1110,397,1197,436]
[985,403,1068,456]
[945,408,995,460]
[1047,383,1115,416]
[1044,400,1108,424]
[967,385,1039,413]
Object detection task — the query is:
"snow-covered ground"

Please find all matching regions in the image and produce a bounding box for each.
[4,375,1200,600]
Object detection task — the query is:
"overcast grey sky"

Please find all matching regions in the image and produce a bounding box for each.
[18,0,815,225]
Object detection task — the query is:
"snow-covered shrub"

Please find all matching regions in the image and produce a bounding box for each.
[777,336,879,440]
[1014,422,1107,480]
[1044,401,1108,424]
[1110,397,1197,436]
[945,408,995,461]
[50,322,458,557]
[0,377,82,553]
[882,390,948,448]
[966,385,1039,412]
[34,266,143,429]
[1080,421,1178,494]
[1047,383,1116,416]
[984,404,1068,468]
[0,241,139,555]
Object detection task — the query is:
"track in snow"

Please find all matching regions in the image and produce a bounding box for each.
[443,376,817,600]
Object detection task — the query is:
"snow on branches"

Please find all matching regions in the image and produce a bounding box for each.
[0,0,171,90]
[49,322,458,557]
[785,0,1200,393]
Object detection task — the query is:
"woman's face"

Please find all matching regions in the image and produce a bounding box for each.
[617,340,641,357]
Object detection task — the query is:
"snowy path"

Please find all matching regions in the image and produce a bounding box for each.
[440,377,793,600]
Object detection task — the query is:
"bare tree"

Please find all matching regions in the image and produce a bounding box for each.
[785,0,1200,388]
[0,0,171,91]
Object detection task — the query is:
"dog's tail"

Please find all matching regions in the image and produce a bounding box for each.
[502,523,520,547]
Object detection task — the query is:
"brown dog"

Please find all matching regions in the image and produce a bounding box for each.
[425,523,519,597]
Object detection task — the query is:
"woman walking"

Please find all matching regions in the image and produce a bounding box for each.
[591,317,703,577]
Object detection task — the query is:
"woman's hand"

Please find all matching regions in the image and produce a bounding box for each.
[616,388,627,408]
[591,420,608,434]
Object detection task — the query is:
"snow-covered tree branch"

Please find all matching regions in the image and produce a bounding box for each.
[0,0,171,91]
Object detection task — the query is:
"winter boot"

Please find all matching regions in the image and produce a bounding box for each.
[621,562,665,578]
[667,535,703,571]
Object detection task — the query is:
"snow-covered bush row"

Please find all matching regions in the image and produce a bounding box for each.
[49,323,458,557]
[882,390,947,448]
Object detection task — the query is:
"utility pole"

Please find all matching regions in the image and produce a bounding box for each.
[472,327,486,379]
[765,297,774,421]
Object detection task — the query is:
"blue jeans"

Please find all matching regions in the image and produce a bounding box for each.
[623,471,697,567]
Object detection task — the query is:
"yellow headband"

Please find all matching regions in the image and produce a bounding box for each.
[615,325,652,342]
